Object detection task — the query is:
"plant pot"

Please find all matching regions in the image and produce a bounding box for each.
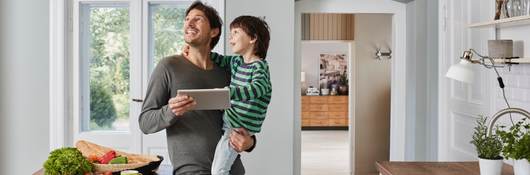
[478,158,503,175]
[514,159,530,175]
[338,85,348,95]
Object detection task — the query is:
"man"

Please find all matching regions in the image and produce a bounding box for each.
[138,1,255,174]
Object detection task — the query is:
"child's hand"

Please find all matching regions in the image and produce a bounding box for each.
[182,44,190,57]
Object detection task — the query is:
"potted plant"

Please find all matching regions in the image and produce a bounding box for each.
[470,115,504,175]
[337,71,348,95]
[497,118,530,175]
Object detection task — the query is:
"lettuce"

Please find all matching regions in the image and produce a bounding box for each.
[43,147,94,175]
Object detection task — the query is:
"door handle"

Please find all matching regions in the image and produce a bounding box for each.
[132,98,143,102]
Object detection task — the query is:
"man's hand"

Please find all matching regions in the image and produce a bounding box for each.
[168,95,196,116]
[229,128,254,153]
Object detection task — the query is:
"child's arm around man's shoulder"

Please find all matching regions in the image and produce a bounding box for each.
[210,52,240,68]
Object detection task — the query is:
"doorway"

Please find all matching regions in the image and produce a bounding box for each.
[295,1,406,174]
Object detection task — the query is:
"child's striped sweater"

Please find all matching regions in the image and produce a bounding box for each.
[211,52,272,133]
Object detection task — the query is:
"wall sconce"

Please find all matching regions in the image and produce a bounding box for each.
[375,48,392,60]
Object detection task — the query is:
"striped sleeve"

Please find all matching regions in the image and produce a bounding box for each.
[210,52,239,68]
[230,62,272,101]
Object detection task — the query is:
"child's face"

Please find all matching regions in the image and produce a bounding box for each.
[229,27,255,55]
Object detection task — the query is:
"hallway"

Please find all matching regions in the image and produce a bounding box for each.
[301,130,349,175]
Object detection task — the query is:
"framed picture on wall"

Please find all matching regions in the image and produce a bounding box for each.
[319,53,348,95]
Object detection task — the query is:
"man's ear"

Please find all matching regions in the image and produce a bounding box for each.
[210,28,220,38]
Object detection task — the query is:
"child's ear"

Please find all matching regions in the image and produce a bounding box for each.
[249,36,257,44]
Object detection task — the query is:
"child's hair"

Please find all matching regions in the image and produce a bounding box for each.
[230,16,270,59]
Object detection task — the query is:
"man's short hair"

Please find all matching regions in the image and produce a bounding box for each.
[185,1,223,49]
[230,16,271,59]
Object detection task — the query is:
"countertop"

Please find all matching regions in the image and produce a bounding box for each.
[376,161,514,175]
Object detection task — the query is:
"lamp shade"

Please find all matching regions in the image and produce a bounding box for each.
[301,72,306,82]
[446,60,474,84]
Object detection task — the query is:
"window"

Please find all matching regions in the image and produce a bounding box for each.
[148,3,190,71]
[65,0,223,154]
[79,4,131,131]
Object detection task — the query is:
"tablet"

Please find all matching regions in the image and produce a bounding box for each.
[176,88,230,110]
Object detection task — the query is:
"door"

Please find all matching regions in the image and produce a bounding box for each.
[438,0,495,161]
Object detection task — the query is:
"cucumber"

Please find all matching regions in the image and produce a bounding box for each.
[109,156,128,164]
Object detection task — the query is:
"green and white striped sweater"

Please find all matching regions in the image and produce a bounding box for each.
[211,52,272,133]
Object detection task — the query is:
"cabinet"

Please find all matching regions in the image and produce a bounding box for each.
[301,96,348,128]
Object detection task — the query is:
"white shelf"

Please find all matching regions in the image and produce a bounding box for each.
[468,15,530,28]
[493,58,530,64]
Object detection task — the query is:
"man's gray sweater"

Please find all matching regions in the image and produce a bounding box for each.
[139,55,245,175]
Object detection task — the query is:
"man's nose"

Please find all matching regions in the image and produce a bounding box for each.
[185,20,195,27]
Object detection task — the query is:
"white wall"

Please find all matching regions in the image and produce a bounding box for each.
[301,41,350,88]
[494,27,530,112]
[490,26,530,130]
[225,0,296,174]
[0,0,50,174]
[405,0,438,161]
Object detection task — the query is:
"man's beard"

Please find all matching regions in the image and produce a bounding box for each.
[185,37,210,48]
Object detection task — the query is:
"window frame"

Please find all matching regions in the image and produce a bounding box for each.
[49,0,224,150]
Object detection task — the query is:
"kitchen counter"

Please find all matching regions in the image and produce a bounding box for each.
[376,161,514,175]
[33,164,173,175]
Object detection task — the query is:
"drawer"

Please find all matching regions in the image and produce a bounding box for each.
[309,104,328,111]
[329,118,348,126]
[301,104,311,111]
[301,96,310,104]
[301,112,311,118]
[309,112,328,119]
[302,118,311,126]
[328,96,348,103]
[328,111,348,119]
[309,96,328,103]
[328,104,348,111]
[310,119,329,126]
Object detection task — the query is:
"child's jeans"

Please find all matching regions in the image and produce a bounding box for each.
[211,123,253,175]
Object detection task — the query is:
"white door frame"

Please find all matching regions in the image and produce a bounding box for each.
[294,2,408,172]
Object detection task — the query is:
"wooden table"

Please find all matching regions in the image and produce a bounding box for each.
[376,161,514,175]
[33,165,173,175]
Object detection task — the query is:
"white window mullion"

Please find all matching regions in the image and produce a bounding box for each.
[129,0,143,153]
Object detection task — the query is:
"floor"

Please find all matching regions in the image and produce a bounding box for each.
[301,130,350,175]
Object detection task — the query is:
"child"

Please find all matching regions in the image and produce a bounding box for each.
[210,16,272,175]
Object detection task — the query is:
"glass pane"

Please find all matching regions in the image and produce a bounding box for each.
[83,6,130,131]
[149,3,189,72]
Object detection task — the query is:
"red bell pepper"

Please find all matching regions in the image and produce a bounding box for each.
[98,150,116,164]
